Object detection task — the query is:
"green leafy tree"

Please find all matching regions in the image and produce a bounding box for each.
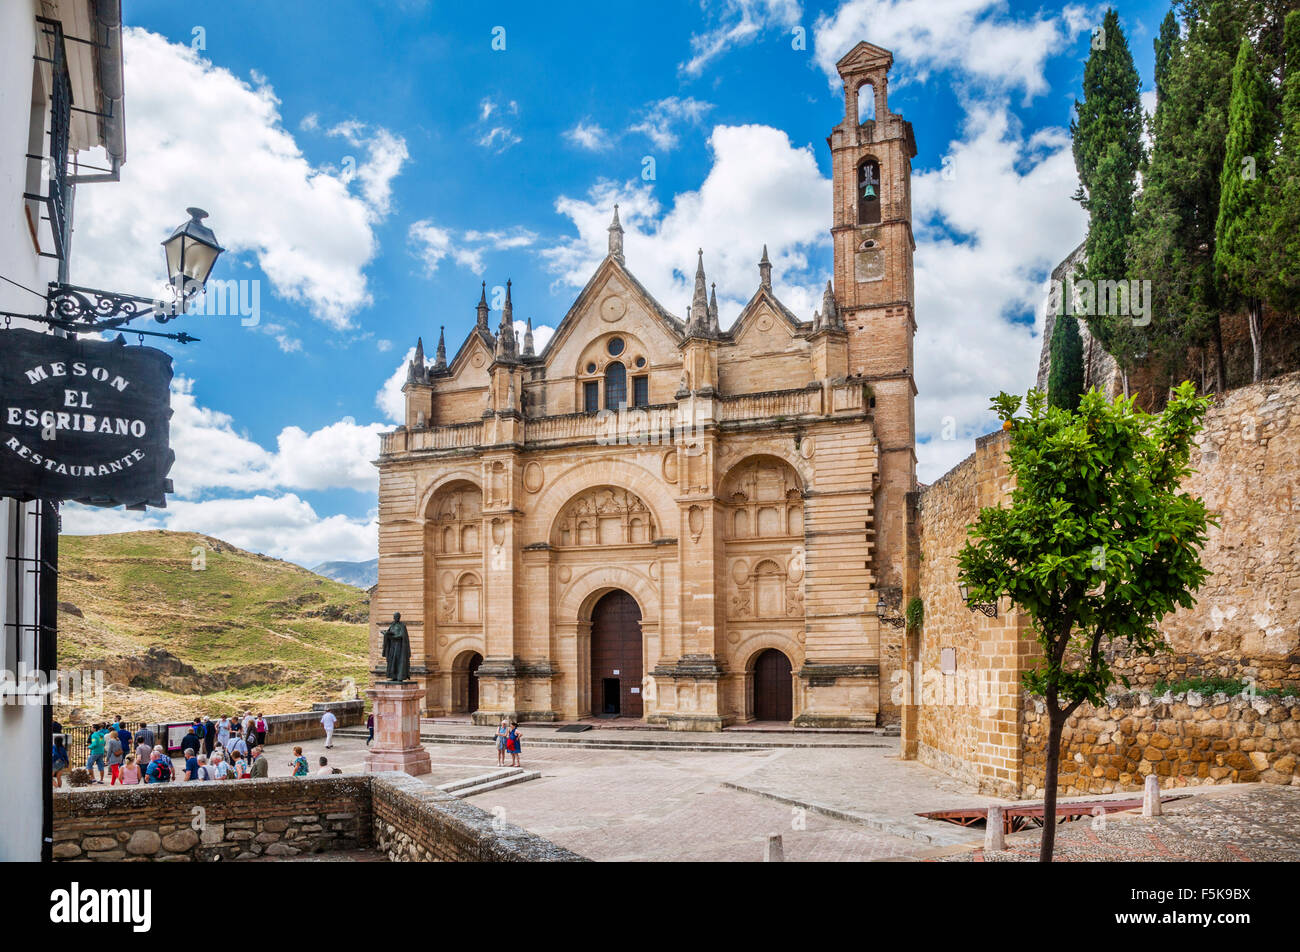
[1048,313,1085,411]
[958,383,1216,862]
[1131,0,1250,392]
[1072,10,1146,387]
[1215,35,1275,382]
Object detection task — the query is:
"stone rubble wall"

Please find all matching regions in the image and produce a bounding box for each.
[912,372,1300,798]
[1021,692,1300,798]
[53,773,585,862]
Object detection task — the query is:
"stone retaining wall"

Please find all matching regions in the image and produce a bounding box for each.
[1021,691,1300,798]
[52,772,585,862]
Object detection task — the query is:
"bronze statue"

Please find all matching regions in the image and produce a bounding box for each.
[380,612,411,682]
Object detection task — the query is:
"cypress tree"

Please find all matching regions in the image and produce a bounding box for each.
[1266,10,1300,314]
[1215,35,1275,382]
[1071,9,1145,392]
[1048,313,1086,411]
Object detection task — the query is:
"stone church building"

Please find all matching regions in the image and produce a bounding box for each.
[371,41,919,730]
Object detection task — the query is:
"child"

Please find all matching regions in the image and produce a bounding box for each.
[289,746,309,777]
[496,719,509,766]
[120,754,141,785]
[506,720,522,768]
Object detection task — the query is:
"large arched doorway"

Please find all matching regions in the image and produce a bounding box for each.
[590,590,642,717]
[752,649,793,722]
[451,650,483,715]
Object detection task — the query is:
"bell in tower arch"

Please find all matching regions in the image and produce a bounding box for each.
[858,159,882,225]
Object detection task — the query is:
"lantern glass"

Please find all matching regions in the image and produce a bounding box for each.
[162,207,223,296]
[958,580,970,602]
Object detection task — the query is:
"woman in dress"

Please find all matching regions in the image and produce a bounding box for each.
[496,719,509,766]
[506,721,522,768]
[216,715,231,750]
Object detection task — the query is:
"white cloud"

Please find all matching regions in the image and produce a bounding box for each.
[629,97,715,152]
[254,322,302,353]
[410,221,537,277]
[545,124,831,325]
[812,0,1089,101]
[376,349,415,424]
[167,378,387,495]
[679,0,804,77]
[565,120,613,151]
[73,29,408,331]
[62,496,378,566]
[327,122,410,218]
[477,97,522,152]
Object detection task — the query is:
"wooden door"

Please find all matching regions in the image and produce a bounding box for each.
[590,590,643,717]
[753,649,793,721]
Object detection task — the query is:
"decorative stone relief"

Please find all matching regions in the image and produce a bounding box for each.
[553,486,657,546]
[600,295,626,322]
[523,461,545,493]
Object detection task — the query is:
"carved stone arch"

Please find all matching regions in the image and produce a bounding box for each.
[526,458,676,545]
[418,470,483,521]
[716,448,810,497]
[556,564,659,627]
[740,633,803,671]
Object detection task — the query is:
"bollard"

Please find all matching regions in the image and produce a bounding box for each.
[1142,774,1162,817]
[764,833,784,862]
[984,805,1005,851]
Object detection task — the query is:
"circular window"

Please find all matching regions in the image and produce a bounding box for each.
[635,356,646,368]
[586,362,597,375]
[607,337,625,357]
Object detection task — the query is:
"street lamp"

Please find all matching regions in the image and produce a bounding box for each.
[162,207,224,308]
[958,580,998,618]
[38,208,225,342]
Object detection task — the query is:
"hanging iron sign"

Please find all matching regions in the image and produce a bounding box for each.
[0,329,174,508]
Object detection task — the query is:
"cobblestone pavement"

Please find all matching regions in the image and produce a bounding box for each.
[939,785,1300,862]
[257,736,1299,862]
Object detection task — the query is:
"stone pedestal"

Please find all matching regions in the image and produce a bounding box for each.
[364,681,431,776]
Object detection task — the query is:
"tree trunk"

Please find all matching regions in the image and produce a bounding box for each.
[1213,316,1226,392]
[1121,367,1130,399]
[1040,700,1064,862]
[1248,299,1263,384]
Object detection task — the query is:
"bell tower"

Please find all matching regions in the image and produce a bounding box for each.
[828,42,917,595]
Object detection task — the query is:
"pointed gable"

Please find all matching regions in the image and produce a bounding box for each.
[537,255,684,373]
[836,40,893,72]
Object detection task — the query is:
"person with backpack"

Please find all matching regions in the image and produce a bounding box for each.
[146,748,173,784]
[52,735,69,788]
[106,731,124,785]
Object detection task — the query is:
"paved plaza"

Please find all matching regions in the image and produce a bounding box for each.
[250,724,1299,862]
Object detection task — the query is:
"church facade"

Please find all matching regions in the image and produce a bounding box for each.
[371,41,919,730]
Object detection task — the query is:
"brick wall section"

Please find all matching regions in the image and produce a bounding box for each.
[1022,692,1300,797]
[52,773,585,862]
[371,773,586,861]
[52,777,372,861]
[912,430,1037,797]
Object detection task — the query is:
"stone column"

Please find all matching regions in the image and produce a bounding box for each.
[364,682,431,776]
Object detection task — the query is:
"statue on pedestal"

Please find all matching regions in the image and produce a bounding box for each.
[380,612,411,683]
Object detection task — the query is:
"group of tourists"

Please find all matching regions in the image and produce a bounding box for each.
[52,712,273,788]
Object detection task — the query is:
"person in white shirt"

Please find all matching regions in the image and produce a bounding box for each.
[320,709,337,748]
[195,755,212,781]
[317,756,334,775]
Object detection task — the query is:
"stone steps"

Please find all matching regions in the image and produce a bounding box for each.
[337,727,890,752]
[436,768,540,798]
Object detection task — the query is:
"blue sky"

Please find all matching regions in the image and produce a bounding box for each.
[63,0,1175,566]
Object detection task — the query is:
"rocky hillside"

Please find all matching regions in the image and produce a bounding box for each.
[55,531,370,724]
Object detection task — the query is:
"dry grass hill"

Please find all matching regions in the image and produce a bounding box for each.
[55,530,371,724]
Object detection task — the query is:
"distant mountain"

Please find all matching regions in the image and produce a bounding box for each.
[56,530,370,723]
[311,558,379,589]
